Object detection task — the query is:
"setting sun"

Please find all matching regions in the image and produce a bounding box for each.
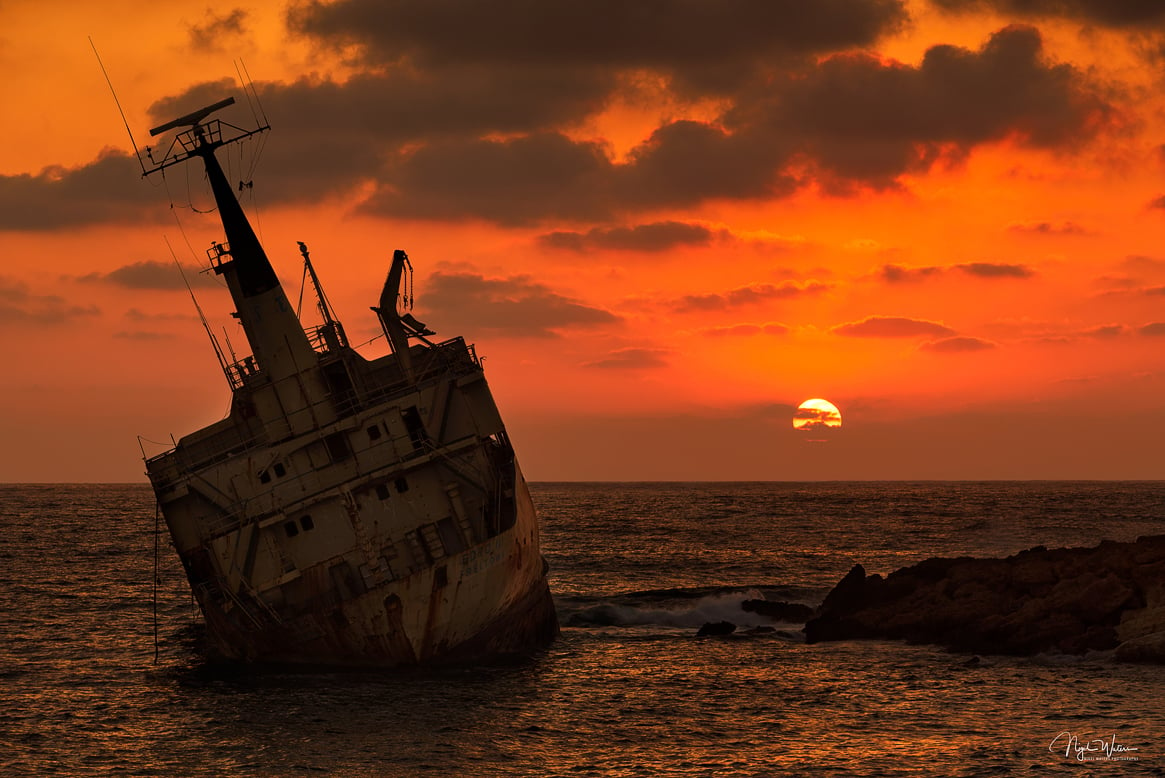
[794,399,843,432]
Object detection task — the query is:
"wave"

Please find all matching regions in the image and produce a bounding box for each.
[555,585,821,630]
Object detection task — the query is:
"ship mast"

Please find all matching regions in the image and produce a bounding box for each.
[145,98,316,386]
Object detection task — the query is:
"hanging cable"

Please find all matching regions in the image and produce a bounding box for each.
[153,501,161,663]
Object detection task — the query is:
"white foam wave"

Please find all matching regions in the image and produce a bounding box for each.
[566,590,784,628]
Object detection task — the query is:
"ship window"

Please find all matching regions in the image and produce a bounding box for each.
[284,521,299,538]
[259,470,271,484]
[300,515,314,531]
[401,407,427,451]
[273,462,286,478]
[395,477,409,493]
[324,431,351,462]
[437,517,466,555]
[434,565,448,589]
[375,483,390,501]
[367,424,382,441]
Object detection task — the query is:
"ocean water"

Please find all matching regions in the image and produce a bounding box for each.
[2,481,1165,776]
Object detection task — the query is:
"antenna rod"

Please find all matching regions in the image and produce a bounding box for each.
[89,37,146,175]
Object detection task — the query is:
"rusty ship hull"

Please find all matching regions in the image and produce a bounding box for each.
[141,97,558,666]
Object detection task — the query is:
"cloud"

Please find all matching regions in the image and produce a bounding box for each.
[1007,220,1089,235]
[2,21,1112,229]
[919,335,996,352]
[582,347,670,369]
[78,261,219,290]
[929,0,1165,30]
[288,0,910,95]
[956,262,1035,279]
[1139,322,1165,336]
[736,25,1112,188]
[0,150,162,230]
[702,323,791,337]
[1082,324,1127,338]
[0,277,101,325]
[877,262,1034,282]
[832,316,956,338]
[879,264,945,283]
[415,271,618,338]
[1150,195,1165,210]
[113,330,176,341]
[189,9,249,50]
[672,281,829,313]
[538,221,715,252]
[362,133,615,225]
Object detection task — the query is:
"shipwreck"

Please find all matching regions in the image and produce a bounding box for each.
[139,96,558,666]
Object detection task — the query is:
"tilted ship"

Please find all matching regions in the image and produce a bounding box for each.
[140,97,558,665]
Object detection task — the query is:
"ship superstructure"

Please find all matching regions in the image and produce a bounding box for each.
[142,98,558,665]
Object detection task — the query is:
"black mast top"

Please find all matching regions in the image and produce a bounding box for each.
[146,98,277,298]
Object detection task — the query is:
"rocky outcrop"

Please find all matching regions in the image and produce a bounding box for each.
[803,535,1165,662]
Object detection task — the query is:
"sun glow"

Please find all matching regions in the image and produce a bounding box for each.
[793,399,843,432]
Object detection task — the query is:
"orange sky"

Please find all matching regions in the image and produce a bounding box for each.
[3,0,1165,481]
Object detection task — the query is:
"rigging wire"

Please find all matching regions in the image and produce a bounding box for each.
[153,501,160,663]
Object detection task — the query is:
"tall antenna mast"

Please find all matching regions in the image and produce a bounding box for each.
[89,38,146,175]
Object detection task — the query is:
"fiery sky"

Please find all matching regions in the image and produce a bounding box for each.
[4,0,1165,480]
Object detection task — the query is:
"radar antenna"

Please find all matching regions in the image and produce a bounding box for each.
[143,97,269,178]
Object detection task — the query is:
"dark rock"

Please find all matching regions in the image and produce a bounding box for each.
[696,621,737,637]
[803,535,1165,663]
[740,599,814,623]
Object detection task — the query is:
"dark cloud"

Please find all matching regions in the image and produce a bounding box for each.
[363,133,614,225]
[878,262,1034,282]
[703,323,790,337]
[583,347,670,369]
[3,19,1111,230]
[78,261,219,290]
[289,0,909,95]
[919,335,996,352]
[833,316,956,338]
[1149,195,1165,210]
[1007,220,1088,235]
[1139,322,1165,336]
[539,221,715,252]
[930,0,1165,30]
[364,25,1111,222]
[0,150,162,230]
[672,282,829,313]
[742,25,1110,188]
[793,406,842,430]
[0,277,100,325]
[415,271,618,338]
[956,262,1035,278]
[189,9,249,50]
[879,264,945,282]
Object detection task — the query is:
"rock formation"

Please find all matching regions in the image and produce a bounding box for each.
[803,535,1165,662]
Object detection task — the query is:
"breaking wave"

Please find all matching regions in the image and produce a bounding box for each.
[555,585,823,630]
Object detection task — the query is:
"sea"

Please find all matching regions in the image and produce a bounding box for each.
[2,481,1165,777]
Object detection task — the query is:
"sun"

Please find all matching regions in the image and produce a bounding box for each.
[793,398,843,432]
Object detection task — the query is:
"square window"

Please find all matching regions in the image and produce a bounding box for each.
[273,462,286,478]
[375,484,390,500]
[259,471,271,484]
[367,425,382,441]
[300,515,314,531]
[394,477,409,493]
[284,521,299,538]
